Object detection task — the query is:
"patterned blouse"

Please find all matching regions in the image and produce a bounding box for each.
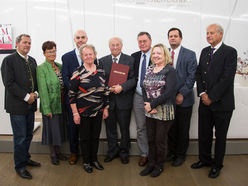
[142,64,177,121]
[69,65,109,117]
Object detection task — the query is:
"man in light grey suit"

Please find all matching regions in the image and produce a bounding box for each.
[99,37,136,164]
[131,32,152,166]
[167,28,197,166]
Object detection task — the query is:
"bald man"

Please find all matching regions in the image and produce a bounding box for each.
[62,30,88,165]
[99,37,136,164]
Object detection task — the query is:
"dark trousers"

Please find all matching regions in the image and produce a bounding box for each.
[10,110,34,171]
[146,117,173,169]
[80,114,102,163]
[105,109,131,159]
[198,102,233,168]
[66,103,80,154]
[168,105,193,158]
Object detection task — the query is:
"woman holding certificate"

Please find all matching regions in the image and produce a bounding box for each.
[140,43,177,177]
[69,44,109,173]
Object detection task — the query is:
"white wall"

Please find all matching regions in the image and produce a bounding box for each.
[1,0,248,138]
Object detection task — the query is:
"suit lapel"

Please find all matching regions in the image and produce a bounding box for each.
[118,53,125,65]
[72,49,80,67]
[176,47,184,69]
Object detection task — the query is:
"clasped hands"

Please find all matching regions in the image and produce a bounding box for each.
[110,84,123,94]
[201,93,212,106]
[144,102,157,114]
[27,92,38,104]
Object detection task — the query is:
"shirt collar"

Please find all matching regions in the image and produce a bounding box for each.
[171,45,181,54]
[75,47,80,56]
[17,50,29,61]
[112,53,121,61]
[142,48,152,57]
[211,41,222,51]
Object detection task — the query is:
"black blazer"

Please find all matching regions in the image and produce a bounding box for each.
[1,52,38,114]
[99,53,136,110]
[195,43,237,111]
[131,51,152,84]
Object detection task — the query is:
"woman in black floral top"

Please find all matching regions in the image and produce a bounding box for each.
[140,43,177,177]
[69,44,109,173]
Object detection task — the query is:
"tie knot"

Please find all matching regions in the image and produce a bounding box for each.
[143,54,146,59]
[113,57,117,63]
[171,50,175,55]
[210,48,215,55]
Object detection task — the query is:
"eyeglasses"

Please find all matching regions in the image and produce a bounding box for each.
[45,50,56,54]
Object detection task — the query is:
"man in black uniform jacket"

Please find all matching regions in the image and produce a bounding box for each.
[191,24,237,178]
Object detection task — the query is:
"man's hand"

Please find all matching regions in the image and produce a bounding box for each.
[201,93,212,106]
[176,93,184,105]
[111,84,123,94]
[27,93,36,104]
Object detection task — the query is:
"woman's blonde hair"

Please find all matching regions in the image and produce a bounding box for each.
[151,43,172,65]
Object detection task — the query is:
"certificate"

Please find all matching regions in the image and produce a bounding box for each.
[108,63,129,87]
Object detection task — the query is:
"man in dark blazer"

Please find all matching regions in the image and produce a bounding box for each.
[62,30,88,165]
[131,32,152,166]
[191,24,237,178]
[99,37,136,164]
[1,34,40,179]
[167,28,197,167]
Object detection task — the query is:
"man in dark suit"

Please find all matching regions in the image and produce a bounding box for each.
[1,34,40,179]
[191,24,237,178]
[100,37,136,164]
[131,32,152,166]
[167,28,197,167]
[62,30,88,165]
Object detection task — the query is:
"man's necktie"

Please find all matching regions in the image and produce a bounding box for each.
[171,50,175,66]
[140,54,146,88]
[113,57,117,63]
[210,48,215,60]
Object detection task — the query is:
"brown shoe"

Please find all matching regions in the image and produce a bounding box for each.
[138,156,148,166]
[68,154,78,165]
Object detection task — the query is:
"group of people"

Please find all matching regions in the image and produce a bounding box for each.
[1,23,237,180]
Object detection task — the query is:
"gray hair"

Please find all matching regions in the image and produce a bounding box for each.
[137,32,152,40]
[109,37,123,46]
[79,44,97,56]
[208,24,224,34]
[16,34,30,43]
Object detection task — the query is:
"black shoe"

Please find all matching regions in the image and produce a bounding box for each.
[208,167,221,178]
[27,159,41,167]
[191,161,211,169]
[120,156,129,164]
[91,161,104,170]
[104,154,118,163]
[140,166,155,176]
[51,156,59,165]
[16,169,32,179]
[172,157,185,167]
[56,154,68,161]
[150,167,163,177]
[83,163,93,173]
